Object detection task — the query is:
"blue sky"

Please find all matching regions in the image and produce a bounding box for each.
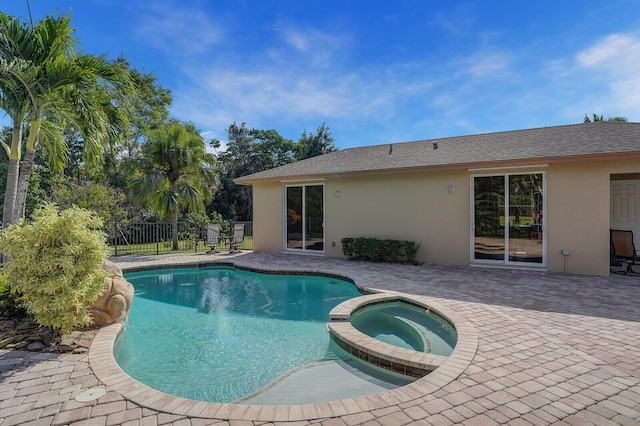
[3,0,640,150]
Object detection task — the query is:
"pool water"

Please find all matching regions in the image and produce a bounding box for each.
[350,301,457,355]
[114,267,366,403]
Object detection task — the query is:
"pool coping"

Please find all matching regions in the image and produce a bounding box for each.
[328,292,452,377]
[89,261,478,422]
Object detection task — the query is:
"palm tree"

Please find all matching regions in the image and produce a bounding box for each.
[14,52,132,220]
[0,12,132,225]
[0,15,35,226]
[133,123,217,250]
[583,113,628,123]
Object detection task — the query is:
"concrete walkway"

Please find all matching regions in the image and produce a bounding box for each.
[1,251,640,425]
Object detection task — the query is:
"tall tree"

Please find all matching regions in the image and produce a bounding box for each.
[213,122,295,220]
[0,15,32,225]
[295,122,336,160]
[132,123,217,249]
[0,12,133,225]
[251,129,296,170]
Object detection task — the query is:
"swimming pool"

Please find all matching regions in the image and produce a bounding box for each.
[114,266,406,403]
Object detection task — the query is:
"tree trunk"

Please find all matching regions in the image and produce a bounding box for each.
[170,179,179,250]
[2,124,23,226]
[14,117,41,221]
[14,148,36,221]
[2,159,20,227]
[172,207,179,250]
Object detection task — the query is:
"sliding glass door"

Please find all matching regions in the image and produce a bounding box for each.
[473,176,506,261]
[473,173,545,265]
[285,184,324,252]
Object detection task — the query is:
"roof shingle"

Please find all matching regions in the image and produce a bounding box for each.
[235,122,640,183]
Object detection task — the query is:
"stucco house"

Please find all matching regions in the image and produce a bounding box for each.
[235,122,640,276]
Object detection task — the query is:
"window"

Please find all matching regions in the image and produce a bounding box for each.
[472,173,545,265]
[285,184,324,252]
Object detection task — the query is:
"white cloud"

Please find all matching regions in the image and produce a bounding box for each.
[463,51,512,78]
[577,34,640,72]
[133,1,224,55]
[282,31,308,52]
[575,33,640,118]
[168,16,640,150]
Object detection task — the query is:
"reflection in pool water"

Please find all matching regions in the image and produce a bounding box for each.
[115,267,373,402]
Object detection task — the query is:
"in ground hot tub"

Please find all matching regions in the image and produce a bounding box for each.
[349,300,457,356]
[328,294,458,378]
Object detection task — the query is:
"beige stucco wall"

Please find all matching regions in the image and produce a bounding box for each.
[252,182,285,253]
[546,163,609,275]
[247,157,640,276]
[324,171,470,265]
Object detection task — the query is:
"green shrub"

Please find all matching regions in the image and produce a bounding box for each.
[0,271,28,318]
[341,237,421,264]
[0,204,109,335]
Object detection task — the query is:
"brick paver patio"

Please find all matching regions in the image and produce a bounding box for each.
[1,251,639,425]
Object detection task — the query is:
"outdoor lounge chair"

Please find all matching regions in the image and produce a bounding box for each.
[204,223,221,253]
[610,229,640,275]
[229,224,245,253]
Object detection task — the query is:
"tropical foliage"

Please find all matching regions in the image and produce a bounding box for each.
[583,113,628,123]
[0,204,109,335]
[213,122,335,220]
[0,9,336,251]
[132,122,216,249]
[0,11,132,226]
[0,270,28,318]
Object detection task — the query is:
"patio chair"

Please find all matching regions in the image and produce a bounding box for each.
[204,223,221,253]
[229,224,245,253]
[610,229,640,275]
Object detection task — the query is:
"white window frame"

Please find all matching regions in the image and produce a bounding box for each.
[470,171,547,268]
[282,183,325,254]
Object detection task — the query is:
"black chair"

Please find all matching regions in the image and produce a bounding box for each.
[610,229,640,275]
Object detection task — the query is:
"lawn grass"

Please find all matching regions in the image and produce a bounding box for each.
[110,236,253,256]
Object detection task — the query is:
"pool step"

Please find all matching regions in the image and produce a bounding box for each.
[377,310,432,353]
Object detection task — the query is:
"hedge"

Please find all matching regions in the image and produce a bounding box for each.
[341,237,421,264]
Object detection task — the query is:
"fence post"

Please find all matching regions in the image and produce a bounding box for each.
[113,219,118,256]
[156,222,159,255]
[194,221,199,253]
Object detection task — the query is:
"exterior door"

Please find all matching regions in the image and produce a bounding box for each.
[611,180,640,248]
[472,173,545,266]
[285,184,324,252]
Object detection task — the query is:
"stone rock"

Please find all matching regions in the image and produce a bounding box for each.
[102,260,124,278]
[60,336,75,347]
[27,341,46,351]
[106,294,128,321]
[88,309,112,327]
[59,336,75,352]
[75,339,92,348]
[17,322,38,331]
[15,340,28,349]
[0,336,16,348]
[87,260,135,327]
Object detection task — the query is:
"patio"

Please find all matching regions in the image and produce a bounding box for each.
[1,251,640,425]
